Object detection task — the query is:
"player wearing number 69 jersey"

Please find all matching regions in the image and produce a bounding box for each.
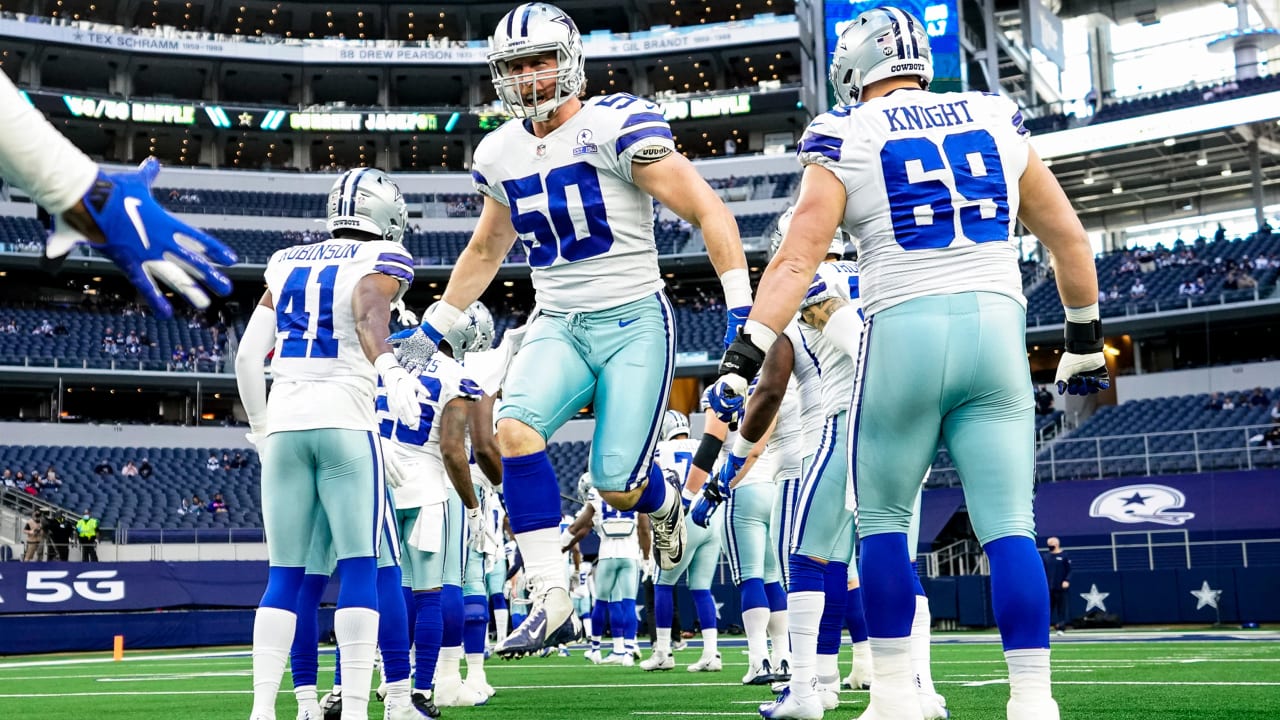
[411,2,753,660]
[235,167,425,720]
[712,8,1109,720]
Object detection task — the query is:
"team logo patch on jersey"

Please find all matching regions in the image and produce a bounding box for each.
[574,128,599,156]
[1088,484,1196,526]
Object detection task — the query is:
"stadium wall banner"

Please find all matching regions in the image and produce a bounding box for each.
[0,16,798,64]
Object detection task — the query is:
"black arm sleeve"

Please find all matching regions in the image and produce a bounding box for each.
[691,433,724,474]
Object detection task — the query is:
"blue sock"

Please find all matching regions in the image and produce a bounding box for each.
[413,591,443,691]
[765,581,788,612]
[377,565,410,684]
[441,585,464,648]
[845,586,869,643]
[463,594,489,655]
[631,464,668,514]
[591,599,608,640]
[403,586,417,643]
[333,647,342,687]
[608,601,627,647]
[622,598,638,642]
[691,589,718,632]
[911,561,926,596]
[654,585,674,628]
[289,573,329,689]
[739,578,768,611]
[788,554,825,593]
[260,566,305,611]
[986,535,1050,651]
[860,533,915,638]
[817,561,848,655]
[502,451,562,533]
[490,593,507,612]
[335,557,378,610]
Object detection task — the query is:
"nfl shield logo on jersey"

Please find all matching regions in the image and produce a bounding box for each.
[1088,484,1196,526]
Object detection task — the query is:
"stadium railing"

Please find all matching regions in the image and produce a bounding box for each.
[1043,532,1280,572]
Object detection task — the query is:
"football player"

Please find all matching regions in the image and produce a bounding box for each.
[235,168,421,720]
[643,410,726,672]
[398,2,753,657]
[564,472,651,665]
[0,73,235,317]
[380,302,494,712]
[711,8,1107,719]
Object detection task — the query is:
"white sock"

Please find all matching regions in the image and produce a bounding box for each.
[384,679,410,706]
[437,646,463,683]
[786,591,822,698]
[465,654,487,685]
[251,606,297,720]
[654,626,672,654]
[868,636,914,699]
[647,477,678,520]
[742,606,771,666]
[612,636,626,654]
[515,527,569,592]
[768,610,790,667]
[294,684,317,706]
[582,616,593,639]
[494,609,509,643]
[334,606,379,720]
[1006,648,1053,705]
[852,640,873,675]
[702,628,719,657]
[817,653,839,685]
[911,595,938,696]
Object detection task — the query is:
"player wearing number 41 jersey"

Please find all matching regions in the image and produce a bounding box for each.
[235,167,428,720]
[405,1,753,660]
[713,8,1109,720]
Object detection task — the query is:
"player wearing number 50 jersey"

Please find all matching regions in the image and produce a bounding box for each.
[409,2,753,659]
[713,8,1109,720]
[235,167,427,720]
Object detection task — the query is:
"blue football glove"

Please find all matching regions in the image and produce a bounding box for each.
[47,158,237,319]
[1054,351,1111,396]
[690,493,721,528]
[704,382,745,425]
[724,305,751,350]
[709,452,746,502]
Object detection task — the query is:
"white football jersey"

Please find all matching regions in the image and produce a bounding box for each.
[377,354,482,509]
[590,490,642,561]
[797,261,862,418]
[783,320,824,455]
[762,377,805,476]
[265,239,413,433]
[797,90,1029,318]
[655,438,700,488]
[471,93,673,313]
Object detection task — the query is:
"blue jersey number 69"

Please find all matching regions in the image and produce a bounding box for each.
[879,129,1010,251]
[503,162,615,267]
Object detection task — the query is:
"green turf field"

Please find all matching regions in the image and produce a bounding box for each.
[2,632,1277,719]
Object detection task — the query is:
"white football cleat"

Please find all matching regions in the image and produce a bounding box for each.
[758,686,824,720]
[296,702,323,720]
[601,651,635,666]
[465,677,496,699]
[384,691,439,719]
[432,675,487,708]
[672,638,689,652]
[856,692,925,720]
[640,650,675,671]
[584,648,603,664]
[495,586,573,659]
[1007,698,1060,720]
[687,653,722,672]
[843,664,873,690]
[818,680,840,710]
[919,691,949,720]
[742,658,776,685]
[650,475,687,570]
[375,681,388,702]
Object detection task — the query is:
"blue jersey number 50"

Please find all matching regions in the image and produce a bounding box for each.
[880,129,1010,251]
[503,162,615,267]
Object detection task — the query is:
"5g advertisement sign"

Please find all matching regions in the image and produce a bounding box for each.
[823,0,962,99]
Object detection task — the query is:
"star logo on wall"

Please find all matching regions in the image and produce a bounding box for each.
[714,599,724,619]
[238,112,254,126]
[1190,580,1222,610]
[1080,583,1110,613]
[1121,492,1150,506]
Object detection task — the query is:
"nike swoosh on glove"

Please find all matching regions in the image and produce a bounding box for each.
[724,305,751,350]
[48,158,237,319]
[1055,351,1111,395]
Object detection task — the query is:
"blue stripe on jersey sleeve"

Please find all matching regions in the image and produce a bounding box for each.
[378,251,412,266]
[471,170,488,186]
[805,276,828,299]
[798,131,843,161]
[1011,110,1029,136]
[616,125,674,155]
[375,264,414,283]
[459,378,483,399]
[622,111,667,129]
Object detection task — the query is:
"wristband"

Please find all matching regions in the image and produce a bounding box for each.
[731,434,757,458]
[720,268,753,309]
[742,319,777,352]
[374,352,401,376]
[424,301,465,340]
[1063,303,1103,354]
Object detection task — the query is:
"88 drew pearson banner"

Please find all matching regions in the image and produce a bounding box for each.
[823,0,961,99]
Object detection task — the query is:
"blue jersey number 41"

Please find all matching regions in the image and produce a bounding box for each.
[276,264,339,359]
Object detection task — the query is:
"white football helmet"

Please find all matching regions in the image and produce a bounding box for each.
[829,7,933,106]
[660,410,691,441]
[770,205,848,259]
[578,471,595,501]
[326,168,408,244]
[488,3,586,121]
[424,300,495,361]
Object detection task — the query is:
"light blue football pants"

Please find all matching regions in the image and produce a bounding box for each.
[852,292,1036,544]
[498,292,676,493]
[595,557,640,603]
[724,481,783,586]
[398,488,466,592]
[260,428,386,566]
[794,411,857,564]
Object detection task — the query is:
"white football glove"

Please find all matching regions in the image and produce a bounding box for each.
[1054,351,1110,396]
[465,506,485,553]
[640,557,656,584]
[375,353,426,430]
[382,444,409,489]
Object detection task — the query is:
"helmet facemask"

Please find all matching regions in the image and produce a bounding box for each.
[487,3,586,122]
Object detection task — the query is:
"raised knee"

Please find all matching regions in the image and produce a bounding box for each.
[600,487,642,510]
[496,418,545,457]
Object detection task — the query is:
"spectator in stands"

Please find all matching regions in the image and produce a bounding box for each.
[46,511,73,562]
[76,509,99,562]
[22,509,44,561]
[1204,392,1224,410]
[1238,270,1258,290]
[1213,224,1226,243]
[33,319,53,337]
[1254,255,1270,271]
[94,458,114,475]
[1106,284,1120,302]
[195,345,211,370]
[172,344,188,370]
[40,466,61,491]
[208,346,223,370]
[120,460,138,477]
[1223,270,1240,290]
[1193,277,1207,295]
[1034,386,1055,415]
[1135,248,1156,272]
[231,451,246,469]
[209,493,228,513]
[1270,400,1280,424]
[1129,278,1147,299]
[53,321,68,336]
[1043,537,1072,635]
[205,454,219,472]
[1,468,12,486]
[1249,387,1270,407]
[139,458,154,478]
[139,330,156,347]
[1,318,16,334]
[220,452,232,470]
